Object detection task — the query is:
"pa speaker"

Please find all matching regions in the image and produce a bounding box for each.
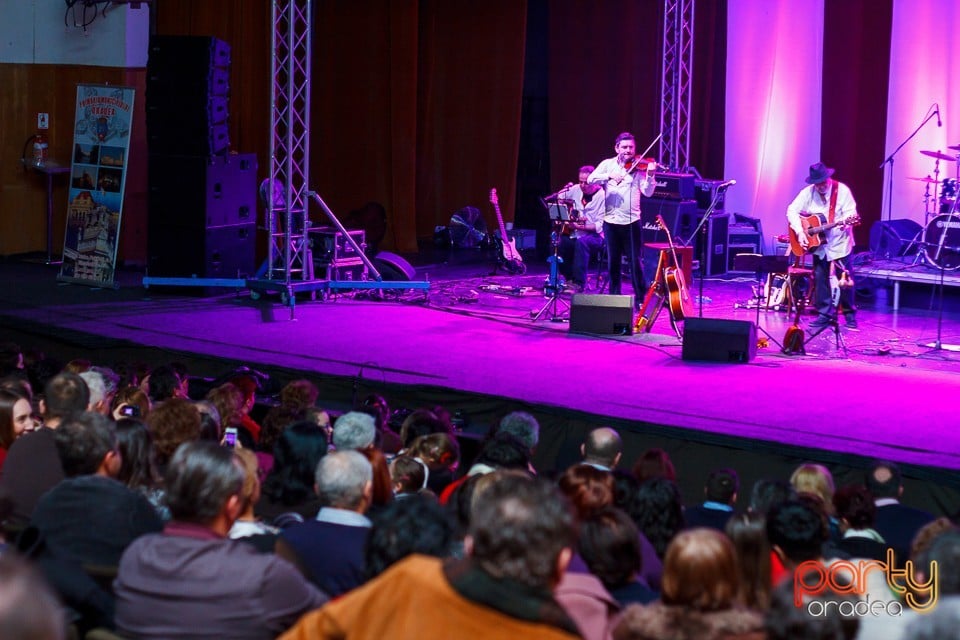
[869,219,922,258]
[373,251,416,280]
[682,317,756,363]
[569,294,634,335]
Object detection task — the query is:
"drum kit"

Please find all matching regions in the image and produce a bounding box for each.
[909,147,960,270]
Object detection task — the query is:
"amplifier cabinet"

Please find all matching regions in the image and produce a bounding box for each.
[679,211,728,276]
[651,172,695,200]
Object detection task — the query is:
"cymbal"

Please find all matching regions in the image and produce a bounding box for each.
[921,150,956,161]
[949,144,960,152]
[908,176,940,183]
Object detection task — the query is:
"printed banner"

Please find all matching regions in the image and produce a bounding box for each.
[57,84,135,288]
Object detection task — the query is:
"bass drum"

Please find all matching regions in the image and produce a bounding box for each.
[923,214,960,270]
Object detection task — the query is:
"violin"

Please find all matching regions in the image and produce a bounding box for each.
[624,156,659,173]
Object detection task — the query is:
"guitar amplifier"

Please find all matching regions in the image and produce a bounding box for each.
[651,172,696,200]
[640,199,697,284]
[679,211,729,276]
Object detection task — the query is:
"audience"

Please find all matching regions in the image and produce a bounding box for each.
[0,554,66,640]
[332,411,377,451]
[0,388,33,472]
[725,512,772,611]
[114,441,326,639]
[114,418,167,520]
[832,483,888,560]
[364,493,454,579]
[281,472,581,640]
[866,460,936,562]
[631,447,677,483]
[685,467,738,532]
[581,427,623,471]
[144,397,201,475]
[256,421,327,526]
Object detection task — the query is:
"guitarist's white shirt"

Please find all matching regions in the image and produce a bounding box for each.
[786,180,858,260]
[557,183,606,237]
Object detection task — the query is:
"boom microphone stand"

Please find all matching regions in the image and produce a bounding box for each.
[683,181,733,317]
[879,103,940,223]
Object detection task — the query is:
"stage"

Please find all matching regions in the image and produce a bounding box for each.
[1,250,959,515]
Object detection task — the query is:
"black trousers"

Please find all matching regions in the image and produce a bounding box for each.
[604,219,645,300]
[812,252,856,317]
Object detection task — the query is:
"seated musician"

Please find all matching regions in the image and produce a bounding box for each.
[786,162,859,331]
[554,165,605,292]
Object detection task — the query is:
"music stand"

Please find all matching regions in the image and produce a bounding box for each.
[532,202,572,322]
[733,253,789,351]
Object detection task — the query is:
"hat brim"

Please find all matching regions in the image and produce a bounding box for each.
[805,168,835,184]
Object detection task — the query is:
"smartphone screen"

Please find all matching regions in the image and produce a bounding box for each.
[224,427,238,448]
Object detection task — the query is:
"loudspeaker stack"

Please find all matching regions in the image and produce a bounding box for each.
[146,36,257,279]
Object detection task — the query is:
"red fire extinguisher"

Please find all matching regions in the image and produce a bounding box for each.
[32,133,49,167]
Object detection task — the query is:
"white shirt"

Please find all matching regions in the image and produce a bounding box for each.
[556,183,605,237]
[786,180,857,260]
[588,157,657,225]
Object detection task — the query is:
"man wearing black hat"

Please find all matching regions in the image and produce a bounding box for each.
[786,162,860,331]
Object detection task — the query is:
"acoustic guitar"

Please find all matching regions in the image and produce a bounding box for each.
[656,214,692,323]
[489,189,526,274]
[789,212,860,256]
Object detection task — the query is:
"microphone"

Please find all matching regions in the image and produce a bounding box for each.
[936,103,942,127]
[544,182,574,201]
[717,179,737,189]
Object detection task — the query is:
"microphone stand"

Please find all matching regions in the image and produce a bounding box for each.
[879,107,939,223]
[682,186,728,317]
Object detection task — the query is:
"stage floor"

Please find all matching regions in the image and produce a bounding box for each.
[1,251,959,483]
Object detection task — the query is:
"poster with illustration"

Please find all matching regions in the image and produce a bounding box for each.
[58,84,135,288]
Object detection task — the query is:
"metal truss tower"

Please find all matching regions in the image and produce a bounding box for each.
[660,0,694,171]
[265,0,312,286]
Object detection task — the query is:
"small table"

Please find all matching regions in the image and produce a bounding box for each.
[24,160,71,264]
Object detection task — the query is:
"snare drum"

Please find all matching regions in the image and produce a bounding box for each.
[923,214,960,270]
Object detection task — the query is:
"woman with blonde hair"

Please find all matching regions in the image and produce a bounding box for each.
[790,462,840,540]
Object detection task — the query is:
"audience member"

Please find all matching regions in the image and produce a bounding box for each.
[78,370,111,415]
[364,493,454,580]
[357,446,394,514]
[332,411,377,451]
[766,500,826,585]
[194,399,223,442]
[205,382,250,446]
[765,567,859,640]
[630,477,685,559]
[580,427,622,471]
[832,483,887,560]
[114,441,327,639]
[144,364,184,403]
[631,447,676,483]
[389,455,428,497]
[144,397,201,474]
[725,512,772,611]
[281,472,581,639]
[114,418,167,520]
[405,432,460,493]
[866,460,936,561]
[496,410,540,459]
[438,431,531,504]
[613,528,764,640]
[110,385,150,421]
[790,463,839,539]
[229,374,263,445]
[747,478,796,515]
[0,388,32,472]
[256,421,327,526]
[685,468,738,532]
[903,597,960,640]
[577,506,657,606]
[0,554,66,640]
[0,372,88,525]
[278,450,373,597]
[228,448,278,542]
[397,408,448,451]
[356,393,402,453]
[30,412,163,567]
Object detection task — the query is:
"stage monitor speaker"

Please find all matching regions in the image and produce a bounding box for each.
[372,251,416,280]
[569,294,634,335]
[869,219,922,258]
[682,317,756,363]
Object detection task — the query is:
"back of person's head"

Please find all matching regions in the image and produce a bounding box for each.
[749,478,797,515]
[903,597,960,640]
[766,500,826,565]
[233,447,262,513]
[228,374,258,409]
[766,568,860,640]
[910,518,959,561]
[557,464,614,519]
[582,427,622,468]
[496,411,539,452]
[111,385,150,420]
[89,365,120,398]
[706,468,739,504]
[315,449,373,510]
[390,455,427,495]
[725,512,772,610]
[357,394,390,430]
[0,373,33,402]
[43,371,90,421]
[279,379,319,412]
[365,494,454,579]
[357,446,394,508]
[53,412,117,477]
[661,528,739,611]
[145,397,201,469]
[398,409,447,450]
[406,432,459,470]
[865,460,902,499]
[0,554,66,640]
[262,421,327,505]
[474,431,530,471]
[63,359,91,375]
[916,530,960,596]
[205,382,244,428]
[468,472,574,590]
[790,463,836,513]
[635,477,686,558]
[115,418,160,489]
[194,400,222,442]
[577,506,641,590]
[631,447,677,483]
[78,371,106,409]
[147,364,182,402]
[832,484,876,530]
[164,441,244,524]
[332,411,376,451]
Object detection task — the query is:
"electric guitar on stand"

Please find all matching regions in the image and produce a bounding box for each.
[489,188,526,275]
